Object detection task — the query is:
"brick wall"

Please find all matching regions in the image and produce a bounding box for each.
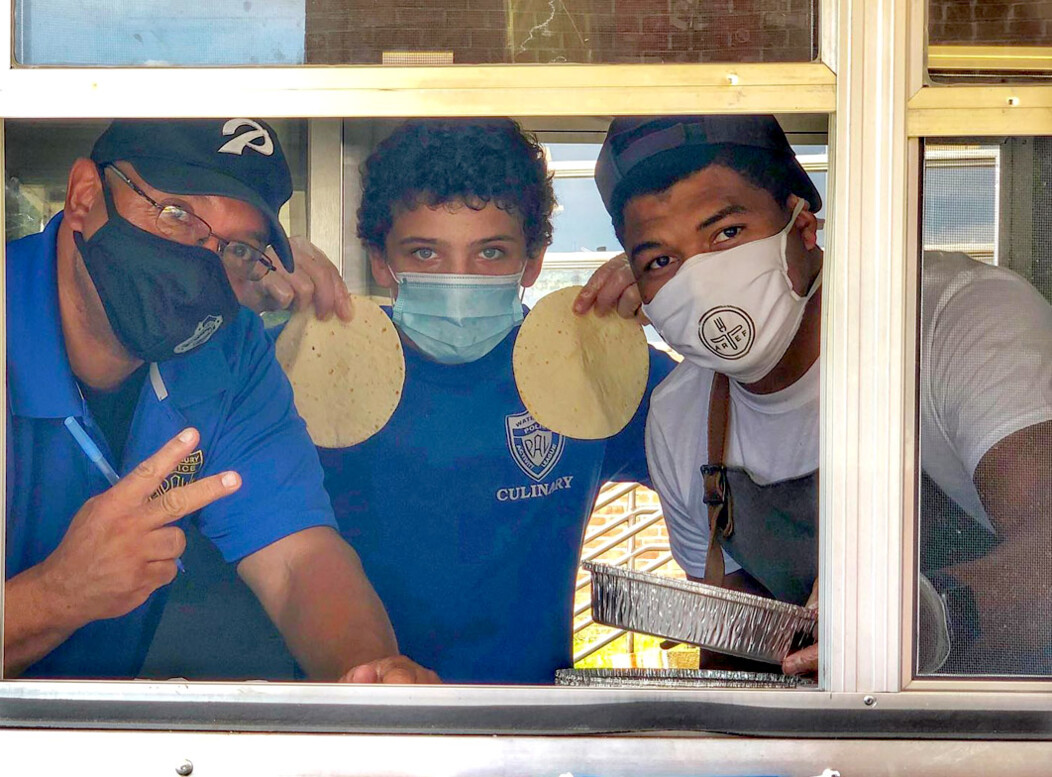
[930,1,1052,45]
[305,0,508,65]
[305,1,1046,65]
[305,0,817,65]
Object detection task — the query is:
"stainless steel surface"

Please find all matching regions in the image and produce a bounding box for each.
[584,562,818,664]
[3,681,1050,739]
[3,730,1052,777]
[555,668,814,689]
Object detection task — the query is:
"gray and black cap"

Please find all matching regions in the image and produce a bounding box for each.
[91,118,295,271]
[595,114,822,218]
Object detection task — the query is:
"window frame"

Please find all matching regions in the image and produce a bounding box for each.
[1,0,1051,747]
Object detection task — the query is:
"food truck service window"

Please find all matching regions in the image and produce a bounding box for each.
[1,0,1052,773]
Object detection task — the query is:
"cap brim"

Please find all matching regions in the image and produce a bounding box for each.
[130,159,294,272]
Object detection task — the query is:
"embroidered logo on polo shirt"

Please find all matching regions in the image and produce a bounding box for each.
[174,315,224,354]
[504,410,564,482]
[153,449,205,498]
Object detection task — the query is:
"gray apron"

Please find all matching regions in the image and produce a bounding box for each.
[701,376,995,609]
[701,372,818,607]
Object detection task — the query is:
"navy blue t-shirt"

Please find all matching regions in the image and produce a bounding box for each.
[319,315,675,684]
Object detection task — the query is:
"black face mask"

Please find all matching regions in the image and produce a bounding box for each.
[72,182,240,363]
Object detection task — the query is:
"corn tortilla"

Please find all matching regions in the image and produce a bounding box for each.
[275,298,405,448]
[514,285,648,440]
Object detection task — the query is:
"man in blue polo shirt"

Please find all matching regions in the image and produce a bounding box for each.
[4,118,437,683]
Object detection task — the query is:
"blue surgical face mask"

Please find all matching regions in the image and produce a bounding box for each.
[389,268,525,364]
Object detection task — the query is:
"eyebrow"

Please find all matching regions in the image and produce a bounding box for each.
[397,236,443,246]
[629,204,748,263]
[698,204,747,228]
[244,230,269,246]
[629,240,662,263]
[396,235,518,247]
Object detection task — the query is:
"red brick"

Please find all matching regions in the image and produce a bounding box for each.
[469,28,508,50]
[619,0,670,14]
[642,14,672,34]
[589,13,618,33]
[619,31,671,49]
[1008,17,1050,39]
[933,20,981,41]
[394,7,447,26]
[787,27,815,54]
[667,31,694,51]
[690,27,733,49]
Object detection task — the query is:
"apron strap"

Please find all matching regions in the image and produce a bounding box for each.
[701,371,734,587]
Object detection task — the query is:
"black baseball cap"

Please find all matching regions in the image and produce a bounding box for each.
[595,115,822,218]
[91,118,295,271]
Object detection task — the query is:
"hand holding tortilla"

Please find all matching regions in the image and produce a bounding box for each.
[275,297,405,448]
[513,285,649,440]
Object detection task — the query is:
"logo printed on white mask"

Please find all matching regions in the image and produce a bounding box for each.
[699,306,755,360]
[642,199,817,383]
[218,119,274,157]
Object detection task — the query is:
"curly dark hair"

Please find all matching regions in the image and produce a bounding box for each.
[357,119,556,258]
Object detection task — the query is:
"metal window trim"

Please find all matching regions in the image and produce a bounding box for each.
[306,119,344,277]
[7,731,1052,777]
[929,45,1052,73]
[1,682,1052,738]
[822,0,919,696]
[0,63,836,118]
[908,85,1052,137]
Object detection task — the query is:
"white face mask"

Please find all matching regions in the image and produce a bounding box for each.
[641,199,819,383]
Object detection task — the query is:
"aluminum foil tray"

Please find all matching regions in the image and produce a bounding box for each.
[584,562,817,664]
[555,668,814,689]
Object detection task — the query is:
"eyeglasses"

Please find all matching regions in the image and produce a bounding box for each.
[103,163,277,282]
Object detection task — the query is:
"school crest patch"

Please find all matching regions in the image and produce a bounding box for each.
[505,410,564,482]
[153,449,205,498]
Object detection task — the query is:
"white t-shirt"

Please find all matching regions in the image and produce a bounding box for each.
[648,251,1052,579]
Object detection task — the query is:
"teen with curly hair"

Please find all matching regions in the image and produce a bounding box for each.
[316,119,676,683]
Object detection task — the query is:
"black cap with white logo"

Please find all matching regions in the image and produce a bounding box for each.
[91,118,294,270]
[595,115,822,218]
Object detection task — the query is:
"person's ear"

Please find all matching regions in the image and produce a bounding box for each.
[520,246,547,288]
[787,194,820,251]
[64,158,103,232]
[368,245,397,296]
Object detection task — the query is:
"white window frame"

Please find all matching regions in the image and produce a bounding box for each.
[0,0,1051,764]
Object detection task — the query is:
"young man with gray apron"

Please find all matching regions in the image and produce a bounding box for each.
[581,114,1052,677]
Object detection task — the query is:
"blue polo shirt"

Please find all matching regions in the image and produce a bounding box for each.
[5,214,336,679]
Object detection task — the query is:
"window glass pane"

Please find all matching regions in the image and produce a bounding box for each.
[15,0,306,65]
[929,2,1052,82]
[930,1,1052,46]
[916,137,1052,678]
[14,0,818,66]
[5,115,827,689]
[311,0,819,65]
[4,120,309,240]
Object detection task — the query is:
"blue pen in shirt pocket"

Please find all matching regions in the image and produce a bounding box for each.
[64,416,186,574]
